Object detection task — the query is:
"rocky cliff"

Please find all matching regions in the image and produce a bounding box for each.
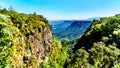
[0,9,53,68]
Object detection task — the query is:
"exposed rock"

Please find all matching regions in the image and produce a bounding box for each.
[0,9,53,68]
[28,27,52,63]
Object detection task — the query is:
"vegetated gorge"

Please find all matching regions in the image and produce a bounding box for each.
[0,8,120,68]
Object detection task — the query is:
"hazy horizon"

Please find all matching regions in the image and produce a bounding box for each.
[0,0,120,20]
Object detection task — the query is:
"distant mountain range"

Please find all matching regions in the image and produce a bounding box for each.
[49,20,73,33]
[85,17,101,21]
[55,21,92,40]
[48,17,101,40]
[49,20,92,40]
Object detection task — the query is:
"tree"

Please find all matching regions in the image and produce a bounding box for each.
[8,6,14,11]
[33,12,36,15]
[67,48,90,68]
[89,42,120,68]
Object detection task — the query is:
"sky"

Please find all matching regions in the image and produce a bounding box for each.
[0,0,120,20]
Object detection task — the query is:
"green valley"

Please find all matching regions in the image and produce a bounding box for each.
[0,8,120,68]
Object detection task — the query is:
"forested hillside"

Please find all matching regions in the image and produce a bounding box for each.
[54,21,91,40]
[0,8,68,68]
[1,8,120,68]
[67,14,120,68]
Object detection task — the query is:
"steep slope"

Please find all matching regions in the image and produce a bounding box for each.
[74,15,120,51]
[0,9,52,68]
[54,21,92,40]
[67,14,120,68]
[0,9,68,68]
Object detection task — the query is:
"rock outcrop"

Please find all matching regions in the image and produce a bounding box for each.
[0,9,53,68]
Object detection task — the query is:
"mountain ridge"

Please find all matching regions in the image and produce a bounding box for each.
[52,20,92,40]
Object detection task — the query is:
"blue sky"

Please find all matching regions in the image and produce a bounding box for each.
[0,0,120,20]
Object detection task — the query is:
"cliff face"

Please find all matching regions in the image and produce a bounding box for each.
[28,27,52,61]
[54,21,92,40]
[0,9,53,68]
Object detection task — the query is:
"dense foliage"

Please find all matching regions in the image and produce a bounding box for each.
[50,20,91,54]
[0,8,68,68]
[68,14,120,68]
[1,8,120,68]
[40,38,68,68]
